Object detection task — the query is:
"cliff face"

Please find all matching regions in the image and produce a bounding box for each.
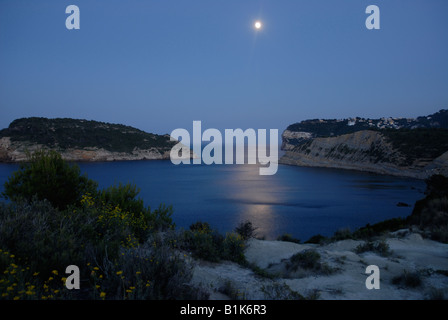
[280,129,448,179]
[0,118,179,162]
[0,136,172,162]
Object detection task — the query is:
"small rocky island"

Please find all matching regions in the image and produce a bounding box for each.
[0,117,178,162]
[280,109,448,179]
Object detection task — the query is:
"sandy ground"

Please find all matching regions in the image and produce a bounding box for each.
[189,230,448,300]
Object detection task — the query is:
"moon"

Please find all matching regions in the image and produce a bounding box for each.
[254,21,262,30]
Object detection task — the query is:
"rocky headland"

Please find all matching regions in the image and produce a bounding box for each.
[280,110,448,179]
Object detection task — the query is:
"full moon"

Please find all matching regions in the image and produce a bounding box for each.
[254,21,262,29]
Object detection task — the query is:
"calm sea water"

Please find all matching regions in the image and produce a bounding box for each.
[0,161,426,241]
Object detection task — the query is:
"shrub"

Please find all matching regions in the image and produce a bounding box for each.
[304,234,327,244]
[331,228,353,241]
[182,222,247,264]
[0,198,192,300]
[89,234,199,300]
[218,280,241,300]
[222,232,246,264]
[2,150,97,209]
[408,174,448,243]
[98,183,174,236]
[411,195,448,243]
[99,182,145,216]
[288,250,321,271]
[0,174,177,299]
[79,193,174,258]
[260,283,319,300]
[431,225,448,243]
[148,203,175,232]
[182,224,223,262]
[189,221,212,233]
[277,233,301,244]
[353,218,408,240]
[234,220,257,240]
[426,287,446,300]
[0,151,190,300]
[0,198,94,280]
[391,270,422,288]
[0,247,78,300]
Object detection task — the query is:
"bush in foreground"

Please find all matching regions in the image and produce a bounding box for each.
[0,150,193,300]
[0,196,190,300]
[355,239,392,257]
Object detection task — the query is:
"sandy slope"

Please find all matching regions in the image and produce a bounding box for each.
[190,230,448,300]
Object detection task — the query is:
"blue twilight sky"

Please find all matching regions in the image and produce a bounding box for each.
[0,0,447,136]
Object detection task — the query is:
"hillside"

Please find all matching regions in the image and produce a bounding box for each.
[280,110,448,179]
[285,109,448,136]
[0,117,179,162]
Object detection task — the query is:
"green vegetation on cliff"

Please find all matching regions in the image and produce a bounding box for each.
[381,128,448,165]
[0,117,176,153]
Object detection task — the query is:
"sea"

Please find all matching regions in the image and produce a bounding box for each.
[0,157,426,242]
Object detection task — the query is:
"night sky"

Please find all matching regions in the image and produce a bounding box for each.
[1,0,447,136]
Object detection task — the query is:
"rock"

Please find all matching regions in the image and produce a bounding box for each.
[189,234,448,300]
